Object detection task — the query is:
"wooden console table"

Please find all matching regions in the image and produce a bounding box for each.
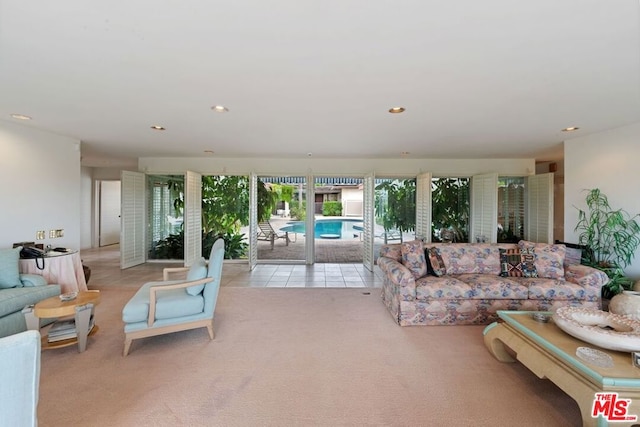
[484,311,640,427]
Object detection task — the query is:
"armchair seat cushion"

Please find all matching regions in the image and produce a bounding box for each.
[122,281,205,324]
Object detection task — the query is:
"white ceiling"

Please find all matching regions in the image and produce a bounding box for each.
[2,1,640,167]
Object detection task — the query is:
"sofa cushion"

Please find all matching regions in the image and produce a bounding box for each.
[499,248,538,278]
[512,277,586,300]
[20,274,48,287]
[415,275,473,300]
[435,244,502,275]
[401,240,427,279]
[426,247,446,276]
[185,257,207,296]
[122,281,205,323]
[454,273,529,299]
[0,285,61,318]
[0,247,22,289]
[518,240,565,280]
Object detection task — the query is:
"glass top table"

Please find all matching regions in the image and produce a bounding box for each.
[484,310,640,426]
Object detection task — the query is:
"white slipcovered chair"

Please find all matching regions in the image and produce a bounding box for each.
[122,238,225,356]
[0,330,40,427]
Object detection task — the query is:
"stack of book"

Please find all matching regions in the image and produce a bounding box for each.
[47,316,95,343]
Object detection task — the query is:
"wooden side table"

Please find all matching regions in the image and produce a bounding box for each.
[23,290,100,353]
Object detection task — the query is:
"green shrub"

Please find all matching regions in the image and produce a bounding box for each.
[290,200,306,221]
[322,201,342,216]
[151,230,248,260]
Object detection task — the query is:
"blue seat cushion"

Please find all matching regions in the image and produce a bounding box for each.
[122,281,205,324]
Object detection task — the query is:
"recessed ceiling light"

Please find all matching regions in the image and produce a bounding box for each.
[388,107,405,114]
[562,126,579,132]
[211,105,229,113]
[150,125,166,131]
[10,114,31,120]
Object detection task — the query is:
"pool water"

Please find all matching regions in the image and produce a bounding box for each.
[279,219,363,239]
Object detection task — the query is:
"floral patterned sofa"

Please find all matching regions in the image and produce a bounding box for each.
[377,240,608,326]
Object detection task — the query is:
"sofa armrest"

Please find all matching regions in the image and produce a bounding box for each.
[564,264,609,291]
[19,274,48,287]
[377,257,417,300]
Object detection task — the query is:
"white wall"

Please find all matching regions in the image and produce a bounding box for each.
[0,121,82,250]
[340,187,363,217]
[564,122,640,279]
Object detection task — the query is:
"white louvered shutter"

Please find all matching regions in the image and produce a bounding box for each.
[470,173,498,243]
[362,173,375,271]
[525,173,554,243]
[415,172,432,242]
[120,171,146,269]
[249,173,258,271]
[184,171,202,267]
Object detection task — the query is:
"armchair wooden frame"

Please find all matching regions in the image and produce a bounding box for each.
[123,270,215,357]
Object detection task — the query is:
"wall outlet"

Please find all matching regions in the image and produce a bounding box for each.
[36,230,45,240]
[49,229,64,238]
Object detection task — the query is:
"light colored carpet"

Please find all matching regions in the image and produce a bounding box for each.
[38,287,581,426]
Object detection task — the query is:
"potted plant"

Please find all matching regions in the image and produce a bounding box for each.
[574,188,640,299]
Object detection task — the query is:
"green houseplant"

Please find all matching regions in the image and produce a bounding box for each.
[574,188,640,299]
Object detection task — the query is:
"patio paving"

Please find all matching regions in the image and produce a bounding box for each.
[256,216,405,263]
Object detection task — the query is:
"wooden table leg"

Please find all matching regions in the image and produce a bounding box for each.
[483,322,516,362]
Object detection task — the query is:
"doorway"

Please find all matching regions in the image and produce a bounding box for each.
[98,180,121,247]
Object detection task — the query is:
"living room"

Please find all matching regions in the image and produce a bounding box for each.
[2,2,640,426]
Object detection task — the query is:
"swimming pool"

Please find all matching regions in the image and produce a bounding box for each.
[279,219,363,239]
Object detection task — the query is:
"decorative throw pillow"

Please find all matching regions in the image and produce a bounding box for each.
[401,240,427,279]
[0,247,22,289]
[185,257,208,296]
[499,248,538,278]
[518,240,566,280]
[426,247,446,277]
[423,248,435,276]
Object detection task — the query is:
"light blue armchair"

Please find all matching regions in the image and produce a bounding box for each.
[122,238,225,356]
[0,330,40,427]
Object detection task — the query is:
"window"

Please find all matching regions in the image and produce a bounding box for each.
[147,175,183,260]
[497,177,524,243]
[431,177,470,242]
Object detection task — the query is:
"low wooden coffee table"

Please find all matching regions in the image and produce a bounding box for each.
[24,290,100,353]
[484,310,640,427]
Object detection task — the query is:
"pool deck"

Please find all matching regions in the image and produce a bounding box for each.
[256,216,410,263]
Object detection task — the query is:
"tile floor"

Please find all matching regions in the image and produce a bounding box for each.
[81,245,385,289]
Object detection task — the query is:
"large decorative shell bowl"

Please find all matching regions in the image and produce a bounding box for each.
[552,306,640,353]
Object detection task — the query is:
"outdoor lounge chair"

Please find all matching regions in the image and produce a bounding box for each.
[257,221,290,249]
